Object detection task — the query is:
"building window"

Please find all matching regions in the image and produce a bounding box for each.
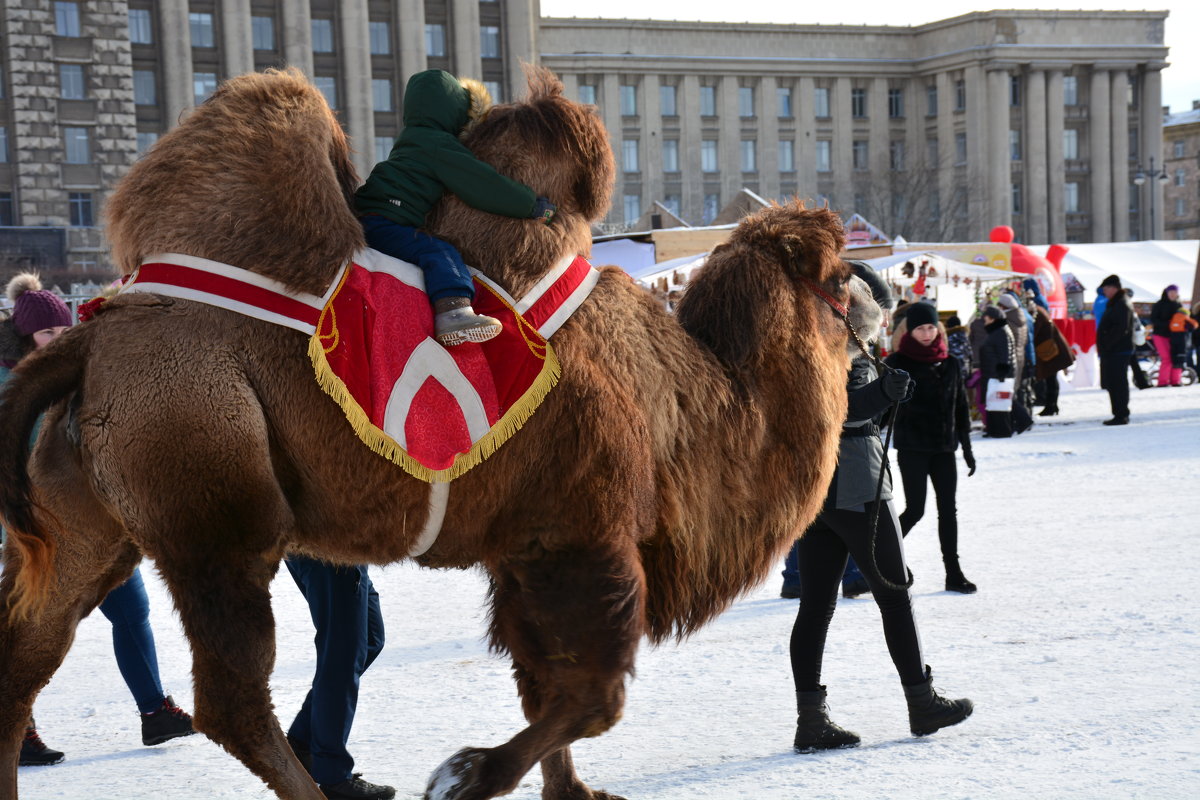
[55,2,80,37]
[851,87,867,118]
[662,139,679,173]
[69,192,94,226]
[1175,168,1186,187]
[0,193,13,226]
[1010,75,1021,106]
[1174,140,1185,158]
[189,12,214,47]
[620,84,637,116]
[425,24,445,57]
[816,140,831,172]
[1012,183,1022,214]
[622,139,639,173]
[375,136,393,163]
[778,140,794,172]
[623,194,640,223]
[778,86,793,118]
[60,64,85,99]
[663,195,680,216]
[252,16,275,50]
[955,132,967,165]
[740,139,756,172]
[369,21,390,55]
[738,86,754,118]
[314,76,336,108]
[372,78,392,112]
[311,18,334,52]
[0,127,7,162]
[814,86,830,119]
[703,193,719,225]
[578,84,596,105]
[701,139,718,173]
[889,140,905,171]
[480,26,500,58]
[1065,181,1080,213]
[1063,75,1078,106]
[133,69,156,105]
[852,140,868,170]
[1010,129,1021,161]
[926,137,939,165]
[660,85,677,117]
[64,126,89,164]
[136,131,158,154]
[1063,128,1079,160]
[1174,197,1185,217]
[927,84,938,116]
[955,79,966,111]
[194,72,217,104]
[700,86,716,117]
[484,81,502,103]
[129,8,153,44]
[888,88,904,118]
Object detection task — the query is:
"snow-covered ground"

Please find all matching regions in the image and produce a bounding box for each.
[14,383,1200,800]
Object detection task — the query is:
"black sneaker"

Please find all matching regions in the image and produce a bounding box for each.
[1102,417,1129,426]
[141,695,197,746]
[19,725,65,766]
[320,774,396,800]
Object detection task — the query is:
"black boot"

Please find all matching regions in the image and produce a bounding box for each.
[141,695,196,746]
[1037,405,1058,417]
[793,687,860,753]
[903,667,973,736]
[19,720,65,766]
[944,563,977,594]
[320,774,397,799]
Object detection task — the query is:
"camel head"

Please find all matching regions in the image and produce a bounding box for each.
[676,202,855,371]
[105,68,363,296]
[430,65,615,296]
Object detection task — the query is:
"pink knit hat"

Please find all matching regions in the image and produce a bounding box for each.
[6,273,72,336]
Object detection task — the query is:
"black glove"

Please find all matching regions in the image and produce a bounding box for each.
[963,449,976,477]
[881,368,912,402]
[532,196,557,224]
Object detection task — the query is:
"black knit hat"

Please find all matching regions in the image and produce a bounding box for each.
[1100,274,1123,290]
[983,304,1005,321]
[905,301,938,329]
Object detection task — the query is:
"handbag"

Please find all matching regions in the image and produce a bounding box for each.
[985,377,1015,412]
[1035,338,1060,361]
[1132,316,1147,346]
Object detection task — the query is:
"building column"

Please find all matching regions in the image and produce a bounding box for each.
[719,77,740,206]
[219,0,253,77]
[1025,69,1048,244]
[1140,66,1164,238]
[987,68,1011,231]
[1110,70,1131,241]
[1046,69,1066,243]
[600,72,621,225]
[680,75,702,223]
[642,74,663,210]
[450,0,480,79]
[396,0,426,88]
[503,0,538,98]
[796,76,817,205]
[760,76,780,200]
[281,0,313,75]
[831,77,852,209]
[935,71,955,237]
[1089,68,1112,241]
[158,1,193,122]
[338,0,374,180]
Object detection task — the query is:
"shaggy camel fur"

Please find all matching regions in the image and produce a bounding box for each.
[0,67,864,800]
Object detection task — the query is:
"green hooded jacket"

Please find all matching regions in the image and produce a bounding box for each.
[353,70,537,227]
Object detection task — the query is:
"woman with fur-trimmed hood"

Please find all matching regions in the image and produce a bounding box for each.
[354,70,558,347]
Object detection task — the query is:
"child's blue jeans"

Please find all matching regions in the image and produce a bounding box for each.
[360,215,474,303]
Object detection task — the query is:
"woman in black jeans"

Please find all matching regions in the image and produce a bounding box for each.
[884,301,977,593]
[789,267,972,754]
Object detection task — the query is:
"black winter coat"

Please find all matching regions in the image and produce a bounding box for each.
[884,352,972,454]
[1097,291,1135,356]
[978,318,1015,381]
[1150,296,1182,338]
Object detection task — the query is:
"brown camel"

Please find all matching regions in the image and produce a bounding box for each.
[0,67,870,800]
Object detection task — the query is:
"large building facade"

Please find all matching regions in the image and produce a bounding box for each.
[1163,102,1200,241]
[0,4,1174,284]
[541,11,1170,244]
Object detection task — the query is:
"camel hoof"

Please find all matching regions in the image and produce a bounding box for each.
[425,747,488,800]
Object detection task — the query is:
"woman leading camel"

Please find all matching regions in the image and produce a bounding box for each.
[789,265,973,754]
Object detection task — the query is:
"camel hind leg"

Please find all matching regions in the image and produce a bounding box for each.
[425,539,643,800]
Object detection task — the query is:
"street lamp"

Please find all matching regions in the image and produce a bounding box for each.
[1133,156,1170,240]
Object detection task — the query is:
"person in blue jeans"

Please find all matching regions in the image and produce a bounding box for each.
[285,556,392,800]
[2,274,194,766]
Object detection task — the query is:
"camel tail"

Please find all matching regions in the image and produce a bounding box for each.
[0,328,89,619]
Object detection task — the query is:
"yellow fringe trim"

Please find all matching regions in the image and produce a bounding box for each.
[307,282,562,484]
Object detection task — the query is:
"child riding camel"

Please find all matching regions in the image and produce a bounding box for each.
[355,70,557,346]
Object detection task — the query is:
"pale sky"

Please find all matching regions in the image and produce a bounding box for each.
[540,2,1199,116]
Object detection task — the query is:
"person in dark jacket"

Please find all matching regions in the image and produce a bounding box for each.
[1024,283,1075,416]
[354,70,557,347]
[978,305,1016,438]
[945,315,971,379]
[884,302,977,593]
[1149,285,1183,386]
[789,267,972,755]
[1096,274,1135,425]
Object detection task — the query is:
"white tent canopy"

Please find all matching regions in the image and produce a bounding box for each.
[1028,240,1198,303]
[862,251,1014,284]
[630,252,708,286]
